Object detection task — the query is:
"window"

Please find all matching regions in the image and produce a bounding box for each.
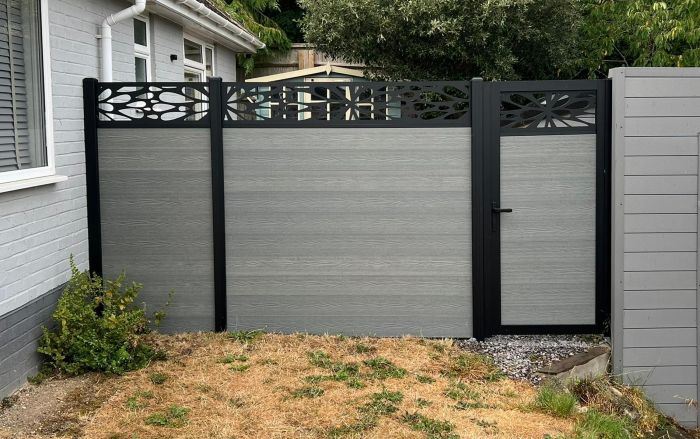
[133,16,150,82]
[183,35,214,81]
[0,0,55,184]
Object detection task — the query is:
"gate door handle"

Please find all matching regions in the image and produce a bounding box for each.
[491,203,513,214]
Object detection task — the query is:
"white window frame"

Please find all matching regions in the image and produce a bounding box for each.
[0,0,62,191]
[133,15,151,81]
[183,34,214,80]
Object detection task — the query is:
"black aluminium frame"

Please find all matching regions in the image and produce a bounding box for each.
[471,79,612,339]
[83,77,611,338]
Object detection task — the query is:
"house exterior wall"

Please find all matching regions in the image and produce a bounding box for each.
[0,0,242,398]
[611,67,700,427]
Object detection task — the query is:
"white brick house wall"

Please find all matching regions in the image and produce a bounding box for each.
[0,0,245,397]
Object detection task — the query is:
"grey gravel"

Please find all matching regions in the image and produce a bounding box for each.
[457,334,608,384]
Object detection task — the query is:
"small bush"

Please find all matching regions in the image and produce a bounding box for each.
[534,384,577,418]
[38,258,164,375]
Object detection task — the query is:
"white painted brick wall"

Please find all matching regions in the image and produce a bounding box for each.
[0,0,241,317]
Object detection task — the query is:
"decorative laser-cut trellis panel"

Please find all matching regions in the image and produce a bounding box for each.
[96,83,210,126]
[500,91,597,133]
[223,82,471,126]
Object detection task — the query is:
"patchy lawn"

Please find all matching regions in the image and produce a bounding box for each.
[0,332,689,439]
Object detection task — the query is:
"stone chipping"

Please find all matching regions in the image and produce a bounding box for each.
[458,334,608,384]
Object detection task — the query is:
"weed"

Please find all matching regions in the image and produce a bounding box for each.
[258,358,278,366]
[218,354,248,364]
[401,412,458,439]
[416,398,432,408]
[228,329,264,344]
[363,357,407,380]
[416,374,436,384]
[353,343,376,354]
[27,372,48,385]
[347,378,365,389]
[292,386,325,398]
[306,351,363,387]
[149,372,167,385]
[534,385,577,418]
[444,380,480,401]
[308,351,334,368]
[229,364,250,372]
[145,405,189,428]
[125,396,146,411]
[454,400,490,410]
[574,409,632,439]
[360,389,404,416]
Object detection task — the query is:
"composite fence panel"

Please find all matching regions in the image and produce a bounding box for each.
[499,134,597,325]
[612,67,700,427]
[223,127,473,337]
[98,128,215,332]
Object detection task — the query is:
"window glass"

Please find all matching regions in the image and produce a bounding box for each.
[0,0,46,173]
[184,38,203,63]
[205,47,214,77]
[133,18,147,46]
[135,57,147,82]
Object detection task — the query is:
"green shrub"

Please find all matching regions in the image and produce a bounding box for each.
[38,258,163,375]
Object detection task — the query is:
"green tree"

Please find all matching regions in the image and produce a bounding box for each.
[213,0,293,74]
[298,0,584,80]
[581,0,700,77]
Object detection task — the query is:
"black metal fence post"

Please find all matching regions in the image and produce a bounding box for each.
[470,78,486,340]
[208,77,228,332]
[83,78,103,278]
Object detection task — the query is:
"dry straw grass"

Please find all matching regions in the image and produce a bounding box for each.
[77,332,574,438]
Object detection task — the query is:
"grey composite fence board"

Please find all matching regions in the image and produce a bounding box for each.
[624,290,697,310]
[625,117,700,137]
[624,156,698,176]
[623,309,697,328]
[623,328,697,348]
[625,137,699,156]
[625,98,700,117]
[623,347,698,367]
[623,366,697,386]
[499,134,596,325]
[624,176,697,195]
[623,252,697,271]
[641,385,698,404]
[656,404,697,426]
[624,195,697,214]
[98,129,215,333]
[223,127,472,337]
[625,77,700,97]
[625,233,697,252]
[624,271,696,291]
[625,214,698,233]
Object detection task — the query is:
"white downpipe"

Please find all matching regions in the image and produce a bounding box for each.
[101,0,147,81]
[176,0,265,49]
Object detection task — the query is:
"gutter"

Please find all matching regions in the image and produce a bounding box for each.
[176,0,265,50]
[101,0,147,81]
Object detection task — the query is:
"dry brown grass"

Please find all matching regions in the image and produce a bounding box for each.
[76,332,573,439]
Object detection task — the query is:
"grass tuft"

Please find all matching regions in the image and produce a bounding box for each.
[144,405,189,428]
[401,412,458,439]
[291,386,325,399]
[363,357,407,380]
[353,343,377,355]
[359,389,404,416]
[444,380,480,401]
[228,330,264,344]
[574,409,632,439]
[444,353,504,381]
[149,372,167,385]
[416,374,436,384]
[533,384,577,418]
[218,354,249,364]
[229,364,250,372]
